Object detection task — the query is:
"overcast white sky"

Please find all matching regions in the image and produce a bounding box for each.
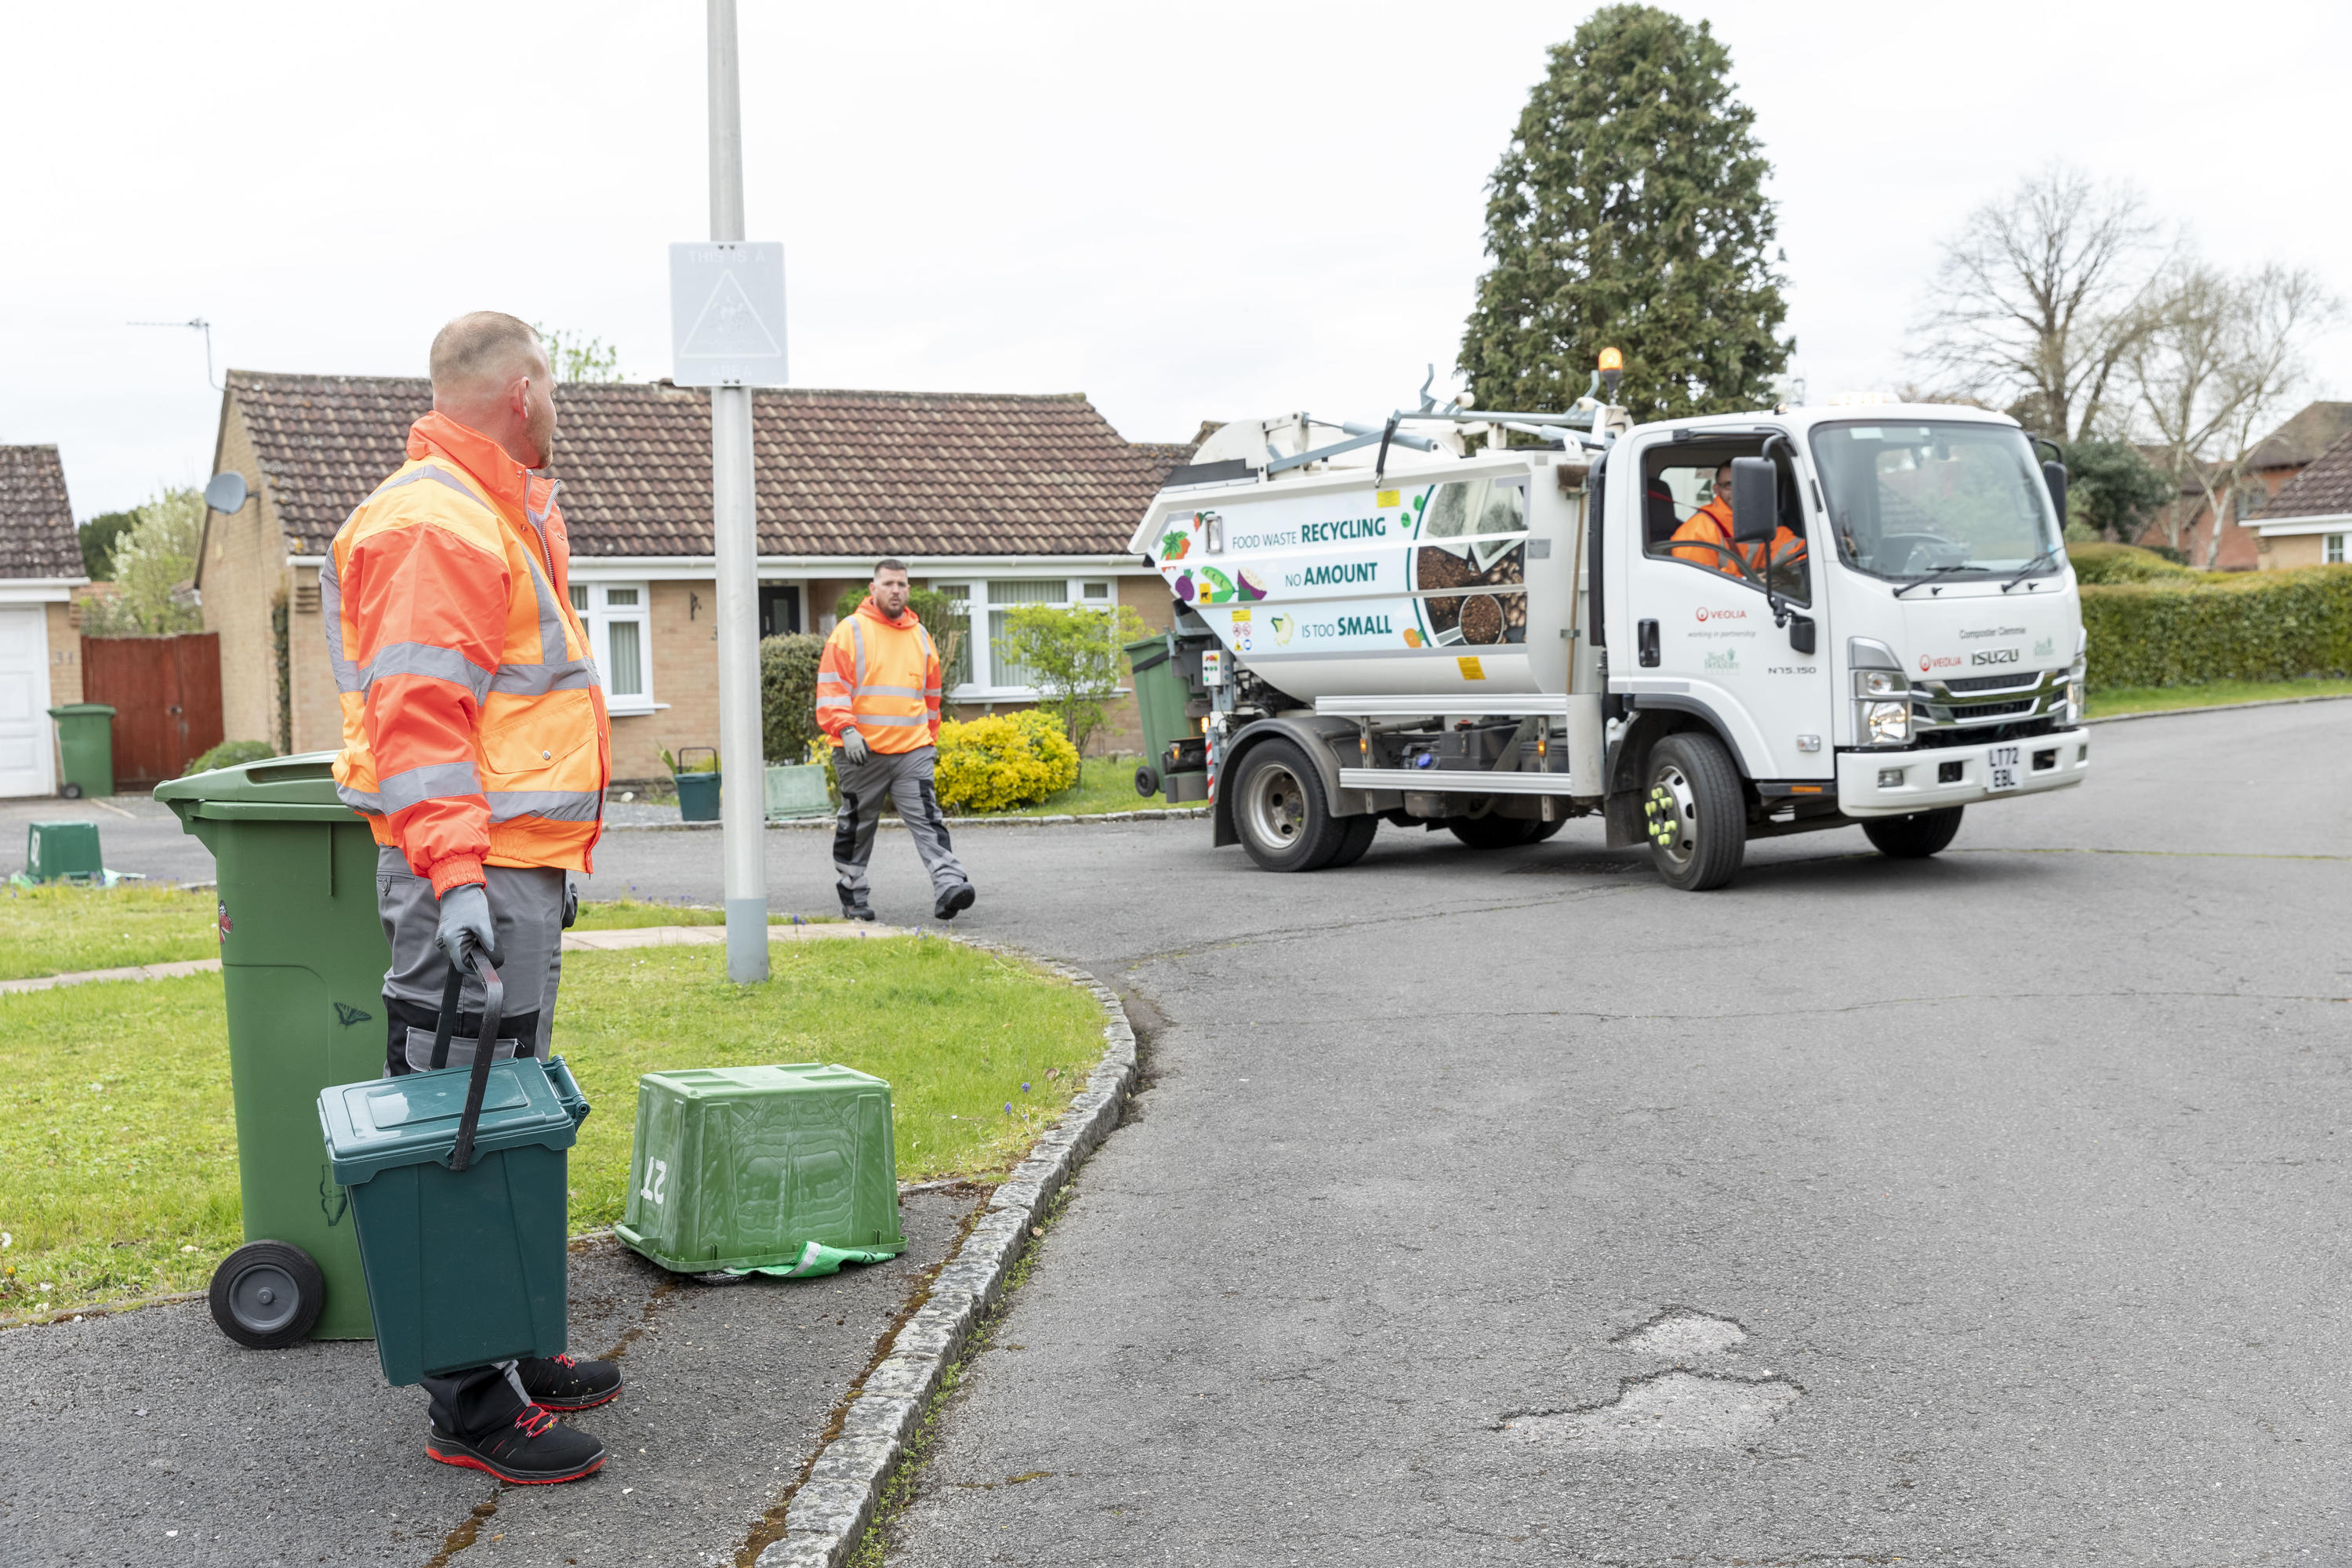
[6,0,2349,519]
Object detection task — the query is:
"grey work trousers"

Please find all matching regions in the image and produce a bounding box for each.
[832,745,971,904]
[374,848,570,1438]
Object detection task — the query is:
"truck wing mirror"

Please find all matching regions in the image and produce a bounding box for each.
[2042,459,2067,524]
[1730,456,1777,546]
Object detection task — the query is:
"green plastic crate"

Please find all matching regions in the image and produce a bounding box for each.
[24,820,102,883]
[615,1063,905,1273]
[318,1058,580,1386]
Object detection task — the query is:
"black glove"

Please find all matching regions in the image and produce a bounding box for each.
[840,727,870,765]
[561,880,579,929]
[435,882,496,968]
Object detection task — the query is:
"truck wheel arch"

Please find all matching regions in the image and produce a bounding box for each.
[1604,699,1752,849]
[1210,716,1363,849]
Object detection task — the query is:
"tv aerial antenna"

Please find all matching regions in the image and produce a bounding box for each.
[129,317,221,390]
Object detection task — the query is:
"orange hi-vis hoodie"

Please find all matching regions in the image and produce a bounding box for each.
[816,599,942,754]
[325,412,611,895]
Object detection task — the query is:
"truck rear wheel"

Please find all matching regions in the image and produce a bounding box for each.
[1642,732,1746,891]
[1232,739,1348,872]
[1862,805,1964,858]
[1448,815,1544,850]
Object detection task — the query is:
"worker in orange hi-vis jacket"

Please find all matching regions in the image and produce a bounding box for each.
[817,558,975,922]
[324,312,619,1486]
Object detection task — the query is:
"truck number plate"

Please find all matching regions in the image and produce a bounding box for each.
[1985,745,2023,792]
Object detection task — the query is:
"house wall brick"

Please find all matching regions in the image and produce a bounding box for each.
[44,601,80,708]
[289,564,340,754]
[2262,533,2327,571]
[200,405,287,750]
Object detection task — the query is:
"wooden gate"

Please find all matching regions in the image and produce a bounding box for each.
[82,633,224,789]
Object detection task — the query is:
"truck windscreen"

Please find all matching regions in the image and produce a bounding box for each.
[1810,422,2060,583]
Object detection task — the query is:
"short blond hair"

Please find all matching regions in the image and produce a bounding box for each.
[429,312,545,395]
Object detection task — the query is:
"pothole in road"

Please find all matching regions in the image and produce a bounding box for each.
[1501,1370,1801,1452]
[1612,1305,1746,1359]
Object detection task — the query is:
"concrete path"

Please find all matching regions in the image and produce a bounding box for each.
[0,1193,978,1567]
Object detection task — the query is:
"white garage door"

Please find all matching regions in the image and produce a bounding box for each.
[0,607,55,797]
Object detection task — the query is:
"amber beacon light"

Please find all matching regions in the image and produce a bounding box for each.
[1598,347,1624,398]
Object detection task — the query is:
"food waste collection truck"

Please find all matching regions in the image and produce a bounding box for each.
[1124,375,2090,890]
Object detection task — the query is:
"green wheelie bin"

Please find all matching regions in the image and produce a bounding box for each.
[47,702,116,798]
[1123,631,1209,802]
[154,751,392,1346]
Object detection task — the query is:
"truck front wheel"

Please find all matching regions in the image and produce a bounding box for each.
[1642,733,1746,891]
[1232,739,1348,871]
[1862,805,1964,858]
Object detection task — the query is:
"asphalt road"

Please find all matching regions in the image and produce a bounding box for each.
[11,703,2349,1563]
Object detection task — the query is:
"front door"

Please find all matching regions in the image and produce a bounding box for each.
[1616,435,1831,781]
[0,606,54,797]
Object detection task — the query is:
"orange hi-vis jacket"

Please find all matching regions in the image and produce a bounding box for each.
[816,600,942,755]
[1669,496,1807,579]
[325,412,610,895]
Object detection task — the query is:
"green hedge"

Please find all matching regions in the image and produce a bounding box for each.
[760,633,826,764]
[2082,565,2352,688]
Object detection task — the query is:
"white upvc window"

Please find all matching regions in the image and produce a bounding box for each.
[568,581,656,714]
[2328,534,2346,565]
[928,577,1119,698]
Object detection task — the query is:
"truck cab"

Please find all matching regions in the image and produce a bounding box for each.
[1127,396,2089,890]
[1595,405,2089,885]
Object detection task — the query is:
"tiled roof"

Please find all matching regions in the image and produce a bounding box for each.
[227,372,1192,559]
[0,446,85,579]
[2247,401,2352,474]
[2252,423,2352,522]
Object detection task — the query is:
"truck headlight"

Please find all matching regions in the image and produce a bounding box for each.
[1853,669,1907,699]
[1864,701,1911,745]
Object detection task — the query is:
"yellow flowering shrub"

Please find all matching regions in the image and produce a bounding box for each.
[933,710,1080,813]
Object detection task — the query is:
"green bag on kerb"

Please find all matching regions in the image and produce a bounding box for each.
[727,1240,896,1279]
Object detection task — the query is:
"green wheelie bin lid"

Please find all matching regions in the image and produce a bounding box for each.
[157,750,392,1342]
[320,1059,581,1385]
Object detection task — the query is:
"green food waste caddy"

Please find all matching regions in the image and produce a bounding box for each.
[47,702,115,799]
[615,1064,904,1273]
[319,1005,586,1387]
[154,751,392,1345]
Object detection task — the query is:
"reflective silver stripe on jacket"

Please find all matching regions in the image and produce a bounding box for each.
[320,554,362,695]
[488,789,604,824]
[490,659,599,696]
[362,641,495,701]
[854,682,925,698]
[851,713,930,728]
[850,619,866,688]
[335,782,383,815]
[377,760,485,815]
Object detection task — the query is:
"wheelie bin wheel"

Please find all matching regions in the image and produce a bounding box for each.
[60,782,82,800]
[209,1240,325,1348]
[1134,764,1160,798]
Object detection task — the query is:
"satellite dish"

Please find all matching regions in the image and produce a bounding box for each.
[204,472,247,514]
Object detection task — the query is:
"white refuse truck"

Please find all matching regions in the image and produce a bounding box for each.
[1125,368,2090,890]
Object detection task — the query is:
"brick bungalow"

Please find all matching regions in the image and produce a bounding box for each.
[0,446,89,796]
[195,374,1190,782]
[2246,422,2352,569]
[2135,400,2352,569]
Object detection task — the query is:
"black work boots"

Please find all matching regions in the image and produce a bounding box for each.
[840,893,877,922]
[427,1404,607,1485]
[934,884,976,921]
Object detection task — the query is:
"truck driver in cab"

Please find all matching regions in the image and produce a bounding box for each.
[1671,459,1808,593]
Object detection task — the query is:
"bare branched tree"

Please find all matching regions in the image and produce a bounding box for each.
[1911,165,2170,440]
[2129,262,2339,564]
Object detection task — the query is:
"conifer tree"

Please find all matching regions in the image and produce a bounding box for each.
[1459,6,1791,420]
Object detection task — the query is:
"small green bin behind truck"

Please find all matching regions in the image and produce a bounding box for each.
[1123,630,1211,803]
[156,751,392,1344]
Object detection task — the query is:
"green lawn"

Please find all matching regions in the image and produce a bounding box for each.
[0,937,1102,1319]
[0,889,806,983]
[2088,678,2352,719]
[0,884,220,981]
